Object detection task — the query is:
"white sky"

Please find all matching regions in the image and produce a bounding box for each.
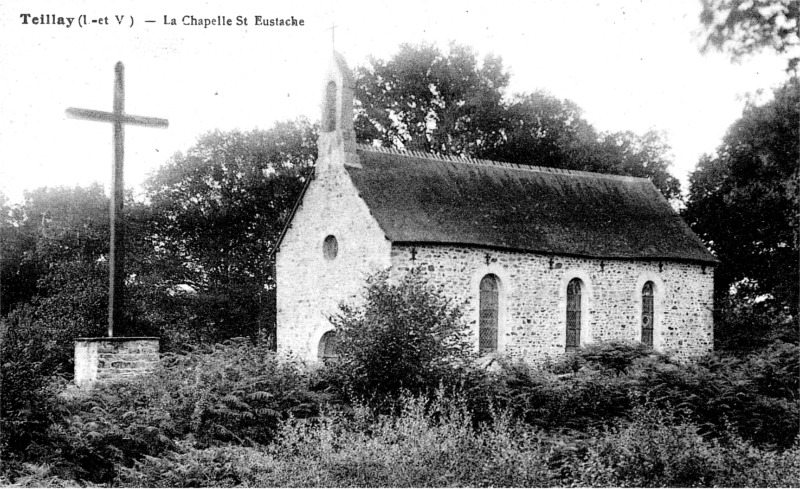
[0,0,790,204]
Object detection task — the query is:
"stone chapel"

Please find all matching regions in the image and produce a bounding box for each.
[273,52,717,363]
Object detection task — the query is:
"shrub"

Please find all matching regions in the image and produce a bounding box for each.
[470,340,799,450]
[557,403,800,487]
[254,393,557,487]
[552,340,660,374]
[155,336,332,447]
[116,441,273,488]
[121,393,796,488]
[328,270,475,402]
[19,335,331,485]
[714,300,798,353]
[0,311,69,463]
[635,344,800,449]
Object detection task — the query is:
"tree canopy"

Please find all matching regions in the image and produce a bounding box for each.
[683,79,799,314]
[354,42,681,200]
[143,119,317,342]
[699,0,800,72]
[354,42,509,156]
[2,42,688,352]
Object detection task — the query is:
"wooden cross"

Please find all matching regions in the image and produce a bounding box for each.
[66,61,168,337]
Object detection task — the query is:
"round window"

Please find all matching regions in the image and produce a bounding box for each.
[323,235,338,260]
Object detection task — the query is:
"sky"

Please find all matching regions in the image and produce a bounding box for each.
[0,0,791,204]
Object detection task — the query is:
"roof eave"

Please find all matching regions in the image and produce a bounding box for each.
[268,167,316,261]
[389,240,719,266]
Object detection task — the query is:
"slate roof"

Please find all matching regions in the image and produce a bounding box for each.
[345,145,717,264]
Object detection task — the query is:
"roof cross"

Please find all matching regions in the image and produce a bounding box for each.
[65,62,168,337]
[326,23,338,50]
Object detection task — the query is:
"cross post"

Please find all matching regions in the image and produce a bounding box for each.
[326,23,338,50]
[66,61,168,337]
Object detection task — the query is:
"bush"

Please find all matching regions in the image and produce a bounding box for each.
[9,335,331,485]
[469,340,799,449]
[562,403,800,487]
[122,393,798,487]
[0,312,70,464]
[634,344,799,449]
[116,441,273,488]
[153,336,331,447]
[328,271,475,402]
[251,393,556,487]
[552,340,660,374]
[714,300,798,353]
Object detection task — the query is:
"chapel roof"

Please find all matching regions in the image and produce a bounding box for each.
[345,145,717,264]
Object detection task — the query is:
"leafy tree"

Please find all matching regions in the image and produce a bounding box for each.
[0,185,109,315]
[479,91,595,167]
[144,119,317,342]
[589,130,682,200]
[354,43,681,200]
[699,0,800,72]
[329,271,474,402]
[683,79,799,316]
[354,42,510,155]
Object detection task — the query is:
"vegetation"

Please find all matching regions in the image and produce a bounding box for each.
[2,340,800,487]
[683,79,799,318]
[355,42,681,199]
[1,31,798,486]
[698,0,799,73]
[5,271,796,487]
[328,271,474,403]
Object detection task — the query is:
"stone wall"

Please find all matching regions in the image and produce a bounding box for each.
[74,337,160,388]
[275,166,392,360]
[391,244,714,362]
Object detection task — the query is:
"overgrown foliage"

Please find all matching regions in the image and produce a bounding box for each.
[328,271,475,403]
[471,341,799,450]
[684,79,799,315]
[1,336,328,485]
[2,331,798,486]
[117,394,800,488]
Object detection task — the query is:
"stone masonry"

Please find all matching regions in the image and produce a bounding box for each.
[275,54,391,359]
[275,165,392,358]
[74,337,160,389]
[391,245,714,362]
[274,51,715,364]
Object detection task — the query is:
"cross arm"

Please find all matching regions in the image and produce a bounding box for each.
[66,107,169,128]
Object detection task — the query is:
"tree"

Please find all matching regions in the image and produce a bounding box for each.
[683,79,799,315]
[144,119,317,342]
[484,94,681,199]
[479,91,596,168]
[354,42,510,155]
[0,184,109,316]
[354,42,682,200]
[329,271,474,402]
[699,0,800,72]
[589,130,682,200]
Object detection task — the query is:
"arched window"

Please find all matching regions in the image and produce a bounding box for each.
[323,235,338,260]
[318,331,339,361]
[566,278,582,352]
[641,281,654,348]
[323,81,337,132]
[479,274,499,354]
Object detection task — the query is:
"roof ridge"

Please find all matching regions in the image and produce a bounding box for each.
[355,143,648,183]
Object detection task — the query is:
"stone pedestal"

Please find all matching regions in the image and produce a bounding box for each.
[74,337,160,389]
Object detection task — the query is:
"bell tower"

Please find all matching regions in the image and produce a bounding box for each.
[316,52,360,172]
